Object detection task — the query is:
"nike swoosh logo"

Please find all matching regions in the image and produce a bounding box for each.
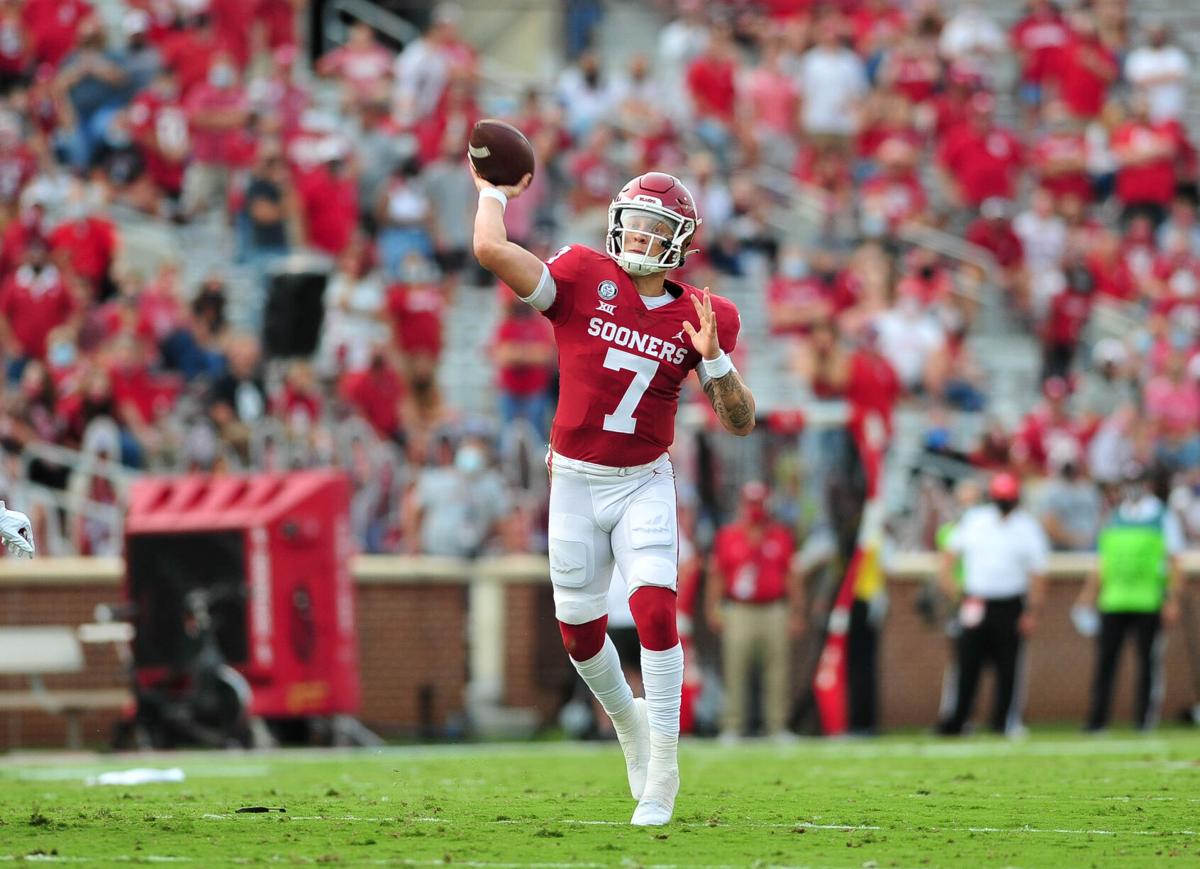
[468,144,491,159]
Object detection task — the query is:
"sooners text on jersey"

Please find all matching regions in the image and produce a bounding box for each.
[543,245,740,467]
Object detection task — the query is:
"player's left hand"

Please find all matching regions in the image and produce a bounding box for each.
[0,501,35,558]
[683,287,721,361]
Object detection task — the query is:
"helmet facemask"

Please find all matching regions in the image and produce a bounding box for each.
[606,203,695,276]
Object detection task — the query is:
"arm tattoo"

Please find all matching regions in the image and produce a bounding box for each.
[702,370,756,436]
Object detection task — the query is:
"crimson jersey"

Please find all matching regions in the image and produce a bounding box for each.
[542,245,740,467]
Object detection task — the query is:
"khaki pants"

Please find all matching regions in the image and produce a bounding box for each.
[721,600,790,735]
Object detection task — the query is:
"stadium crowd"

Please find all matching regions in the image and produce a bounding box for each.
[0,0,1196,571]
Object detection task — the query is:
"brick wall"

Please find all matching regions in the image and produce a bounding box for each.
[2,571,1198,749]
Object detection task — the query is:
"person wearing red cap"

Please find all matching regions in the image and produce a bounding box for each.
[937,471,1049,736]
[705,481,803,742]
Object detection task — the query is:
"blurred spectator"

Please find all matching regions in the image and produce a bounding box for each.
[23,0,91,70]
[860,138,926,236]
[1156,193,1200,256]
[316,244,386,378]
[1031,101,1091,202]
[158,7,222,99]
[0,112,37,216]
[1076,339,1137,427]
[296,138,359,257]
[67,417,123,555]
[339,346,405,443]
[844,324,901,437]
[160,278,228,382]
[1125,23,1191,124]
[53,16,130,171]
[1041,253,1096,382]
[877,33,940,108]
[48,187,119,301]
[876,291,943,394]
[1013,377,1090,475]
[385,254,445,388]
[567,123,622,239]
[1035,441,1102,551]
[404,433,508,557]
[1112,95,1185,227]
[966,198,1024,297]
[656,0,708,116]
[376,157,434,279]
[247,45,309,138]
[423,126,477,291]
[1010,0,1071,124]
[937,92,1024,210]
[128,66,188,202]
[0,239,77,382]
[798,17,868,147]
[685,22,740,170]
[491,293,555,442]
[1013,187,1068,315]
[0,0,28,93]
[705,481,801,742]
[556,50,613,139]
[924,307,986,412]
[767,246,837,339]
[1055,12,1118,122]
[393,2,474,126]
[938,1,1004,77]
[1144,350,1200,469]
[272,360,322,440]
[207,333,267,455]
[237,140,295,267]
[316,22,393,109]
[181,51,250,217]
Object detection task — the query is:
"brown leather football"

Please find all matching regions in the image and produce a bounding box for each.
[468,119,535,187]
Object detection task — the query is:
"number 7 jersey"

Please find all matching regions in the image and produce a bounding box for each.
[541,244,741,467]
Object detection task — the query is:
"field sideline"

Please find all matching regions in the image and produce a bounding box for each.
[2,730,1199,868]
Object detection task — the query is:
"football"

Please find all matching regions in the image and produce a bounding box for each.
[468,119,535,187]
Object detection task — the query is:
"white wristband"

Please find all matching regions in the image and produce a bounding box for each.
[479,188,508,211]
[702,350,734,379]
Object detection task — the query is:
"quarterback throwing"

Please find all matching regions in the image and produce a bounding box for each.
[472,165,755,826]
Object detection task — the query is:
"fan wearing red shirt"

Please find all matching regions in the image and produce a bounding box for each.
[937,93,1024,209]
[272,360,322,434]
[1112,98,1186,224]
[852,0,907,59]
[704,481,801,741]
[860,139,927,233]
[47,205,118,300]
[22,0,90,69]
[0,242,76,373]
[1010,0,1070,112]
[491,294,556,439]
[1042,257,1096,381]
[473,166,755,826]
[846,325,902,438]
[386,266,446,383]
[0,0,29,86]
[296,142,359,256]
[1032,102,1091,201]
[339,349,405,442]
[965,198,1025,270]
[684,23,740,166]
[1056,15,1118,121]
[1012,377,1091,475]
[878,35,941,106]
[0,114,37,207]
[158,11,223,98]
[182,53,250,217]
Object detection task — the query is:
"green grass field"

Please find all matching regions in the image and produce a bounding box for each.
[2,730,1199,868]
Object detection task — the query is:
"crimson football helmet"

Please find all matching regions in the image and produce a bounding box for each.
[606,172,701,276]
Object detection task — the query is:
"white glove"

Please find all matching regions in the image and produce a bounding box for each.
[0,501,35,558]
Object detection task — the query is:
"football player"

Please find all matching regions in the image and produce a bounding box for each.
[472,165,755,826]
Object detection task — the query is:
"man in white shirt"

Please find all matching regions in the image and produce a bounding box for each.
[1125,24,1191,123]
[938,472,1049,735]
[798,21,868,143]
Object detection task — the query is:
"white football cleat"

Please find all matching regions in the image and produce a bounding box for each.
[630,759,679,826]
[616,697,650,800]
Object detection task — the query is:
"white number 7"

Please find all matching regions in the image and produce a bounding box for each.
[602,348,660,434]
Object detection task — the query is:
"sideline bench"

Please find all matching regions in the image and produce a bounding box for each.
[0,625,132,748]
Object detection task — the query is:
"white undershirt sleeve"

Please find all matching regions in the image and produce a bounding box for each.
[522,263,557,312]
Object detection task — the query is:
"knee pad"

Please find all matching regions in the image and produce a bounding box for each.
[559,615,608,661]
[629,586,678,651]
